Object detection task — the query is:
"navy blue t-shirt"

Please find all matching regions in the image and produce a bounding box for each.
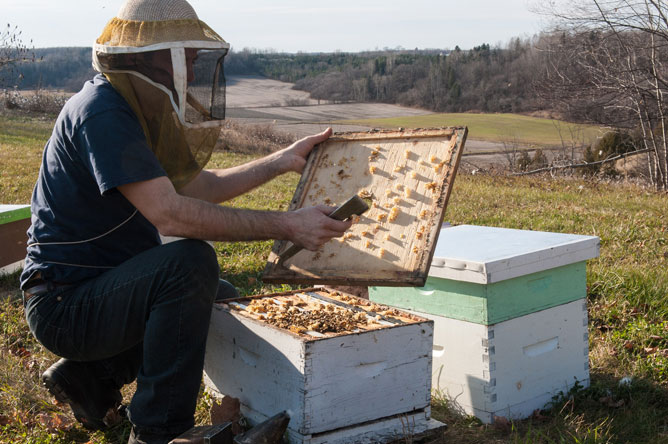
[20,75,167,288]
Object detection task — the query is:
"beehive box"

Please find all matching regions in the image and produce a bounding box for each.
[203,288,443,443]
[369,225,599,423]
[263,128,467,287]
[0,205,30,273]
[420,299,590,423]
[369,225,600,325]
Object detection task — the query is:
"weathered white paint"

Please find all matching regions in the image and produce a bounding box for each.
[203,393,444,444]
[429,225,600,283]
[284,410,443,444]
[204,301,434,439]
[414,299,590,423]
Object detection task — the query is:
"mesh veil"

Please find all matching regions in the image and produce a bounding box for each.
[92,2,230,189]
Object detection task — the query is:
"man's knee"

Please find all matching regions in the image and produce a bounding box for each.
[162,239,219,293]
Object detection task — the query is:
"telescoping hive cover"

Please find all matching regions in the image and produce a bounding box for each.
[263,127,468,287]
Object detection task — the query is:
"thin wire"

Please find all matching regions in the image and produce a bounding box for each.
[27,209,138,248]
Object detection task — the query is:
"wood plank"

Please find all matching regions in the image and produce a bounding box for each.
[205,398,445,444]
[0,205,30,225]
[370,262,587,325]
[428,225,600,283]
[304,322,432,433]
[263,127,467,286]
[0,218,30,267]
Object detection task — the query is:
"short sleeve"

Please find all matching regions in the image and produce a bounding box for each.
[76,108,166,195]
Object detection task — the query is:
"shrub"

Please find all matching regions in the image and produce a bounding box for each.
[516,149,548,172]
[531,149,548,168]
[516,150,531,171]
[1,88,69,114]
[584,131,636,174]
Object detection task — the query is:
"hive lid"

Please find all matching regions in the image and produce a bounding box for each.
[0,205,30,225]
[263,127,467,287]
[429,224,600,284]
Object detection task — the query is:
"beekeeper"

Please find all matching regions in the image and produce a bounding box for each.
[19,1,350,443]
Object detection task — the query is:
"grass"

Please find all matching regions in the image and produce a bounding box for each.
[0,112,53,204]
[1,112,667,443]
[337,113,608,148]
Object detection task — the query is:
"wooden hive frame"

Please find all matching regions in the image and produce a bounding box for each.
[263,127,467,287]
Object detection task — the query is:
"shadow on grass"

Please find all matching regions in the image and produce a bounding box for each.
[431,371,668,443]
[0,269,22,302]
[219,271,302,298]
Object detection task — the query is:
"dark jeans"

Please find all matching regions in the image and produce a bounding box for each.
[24,239,238,437]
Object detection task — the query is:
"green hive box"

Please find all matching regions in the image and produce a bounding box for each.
[369,225,600,325]
[0,204,31,273]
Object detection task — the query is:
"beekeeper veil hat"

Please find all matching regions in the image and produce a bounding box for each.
[92,0,230,189]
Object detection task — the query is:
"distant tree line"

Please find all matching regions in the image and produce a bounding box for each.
[2,47,95,91]
[224,41,545,113]
[3,41,548,114]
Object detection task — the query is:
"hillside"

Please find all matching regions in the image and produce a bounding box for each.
[4,40,545,116]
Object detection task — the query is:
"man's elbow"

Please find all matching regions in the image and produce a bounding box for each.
[144,199,183,237]
[156,219,181,237]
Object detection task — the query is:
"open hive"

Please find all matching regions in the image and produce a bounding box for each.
[204,288,439,444]
[263,127,467,287]
[228,290,418,336]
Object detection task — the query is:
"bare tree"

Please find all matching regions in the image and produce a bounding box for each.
[0,23,35,88]
[538,0,668,190]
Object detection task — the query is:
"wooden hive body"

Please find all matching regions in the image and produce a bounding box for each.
[420,299,590,423]
[203,290,440,443]
[369,225,599,423]
[0,205,30,273]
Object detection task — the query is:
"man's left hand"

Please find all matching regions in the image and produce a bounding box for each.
[276,127,332,174]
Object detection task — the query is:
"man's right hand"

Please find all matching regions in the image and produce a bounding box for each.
[119,176,351,244]
[285,205,352,251]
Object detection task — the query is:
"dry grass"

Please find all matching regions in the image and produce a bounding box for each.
[216,120,296,154]
[2,89,71,115]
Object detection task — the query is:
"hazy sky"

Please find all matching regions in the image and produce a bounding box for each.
[4,0,551,52]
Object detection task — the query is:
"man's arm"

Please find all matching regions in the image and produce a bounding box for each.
[179,128,332,203]
[118,174,351,250]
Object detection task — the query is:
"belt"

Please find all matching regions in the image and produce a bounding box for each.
[22,274,73,304]
[23,282,52,303]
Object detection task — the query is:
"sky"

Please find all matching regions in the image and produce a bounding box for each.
[3,0,553,53]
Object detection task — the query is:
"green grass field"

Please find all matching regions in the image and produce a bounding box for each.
[1,112,667,443]
[338,113,608,147]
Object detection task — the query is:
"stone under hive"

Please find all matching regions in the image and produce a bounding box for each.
[203,288,442,444]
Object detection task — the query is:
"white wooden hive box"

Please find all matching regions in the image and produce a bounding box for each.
[370,225,600,325]
[427,224,600,283]
[203,289,435,440]
[421,299,589,424]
